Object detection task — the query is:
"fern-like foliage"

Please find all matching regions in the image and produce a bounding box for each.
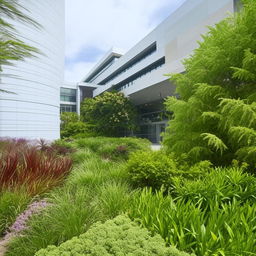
[163,0,256,169]
[201,133,227,155]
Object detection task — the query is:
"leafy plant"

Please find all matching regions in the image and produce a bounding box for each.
[35,215,191,256]
[163,0,256,169]
[129,188,256,256]
[80,91,137,136]
[0,0,40,92]
[0,140,73,195]
[126,150,211,189]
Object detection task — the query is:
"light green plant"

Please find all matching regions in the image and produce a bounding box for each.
[0,189,29,236]
[163,0,256,168]
[35,215,191,256]
[129,187,256,256]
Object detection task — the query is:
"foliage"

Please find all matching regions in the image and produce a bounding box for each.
[126,150,212,190]
[0,139,72,195]
[60,112,79,128]
[74,136,151,161]
[127,150,178,189]
[0,190,29,236]
[80,91,137,136]
[172,166,256,208]
[60,112,95,138]
[35,215,190,256]
[0,0,40,92]
[61,121,94,139]
[6,186,99,256]
[6,154,130,256]
[163,0,256,169]
[129,187,256,256]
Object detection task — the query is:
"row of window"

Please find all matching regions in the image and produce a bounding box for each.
[115,57,165,92]
[89,57,119,83]
[60,104,76,113]
[99,42,157,85]
[60,88,76,102]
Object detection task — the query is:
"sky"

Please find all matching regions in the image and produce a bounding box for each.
[65,0,186,83]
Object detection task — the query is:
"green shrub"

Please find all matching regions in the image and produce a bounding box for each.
[75,137,151,161]
[129,188,256,256]
[35,215,191,256]
[126,151,211,189]
[61,121,93,139]
[127,150,178,189]
[163,0,256,168]
[0,190,29,236]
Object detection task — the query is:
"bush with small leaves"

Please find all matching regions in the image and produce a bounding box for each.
[35,215,191,256]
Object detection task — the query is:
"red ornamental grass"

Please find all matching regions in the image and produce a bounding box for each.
[0,144,72,195]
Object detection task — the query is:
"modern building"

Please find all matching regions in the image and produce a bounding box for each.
[62,0,239,143]
[0,0,65,140]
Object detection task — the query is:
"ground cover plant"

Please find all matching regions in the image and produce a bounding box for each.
[163,0,256,169]
[74,136,151,161]
[35,215,191,256]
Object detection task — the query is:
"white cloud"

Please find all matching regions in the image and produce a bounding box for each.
[65,0,185,82]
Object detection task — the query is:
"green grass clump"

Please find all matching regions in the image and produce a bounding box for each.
[6,187,98,256]
[35,215,191,256]
[74,137,151,160]
[0,190,30,236]
[129,188,256,256]
[6,154,131,256]
[173,167,256,208]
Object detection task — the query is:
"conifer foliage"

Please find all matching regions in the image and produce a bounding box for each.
[163,0,256,168]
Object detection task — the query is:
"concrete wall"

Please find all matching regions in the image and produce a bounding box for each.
[0,0,65,140]
[92,0,234,98]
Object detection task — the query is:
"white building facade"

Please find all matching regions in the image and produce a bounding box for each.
[0,0,65,140]
[63,0,239,142]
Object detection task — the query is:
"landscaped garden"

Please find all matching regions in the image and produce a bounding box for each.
[1,0,256,255]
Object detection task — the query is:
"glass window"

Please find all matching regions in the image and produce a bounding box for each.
[60,104,76,113]
[60,88,76,102]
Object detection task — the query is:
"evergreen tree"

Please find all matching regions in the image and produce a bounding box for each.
[163,0,256,168]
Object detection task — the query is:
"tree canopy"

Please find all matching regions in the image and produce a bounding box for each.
[163,0,256,168]
[81,91,137,137]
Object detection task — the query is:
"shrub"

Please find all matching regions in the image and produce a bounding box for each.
[80,91,137,136]
[0,190,29,236]
[126,151,210,189]
[163,0,256,169]
[61,121,93,139]
[127,150,178,189]
[129,188,256,256]
[35,215,191,256]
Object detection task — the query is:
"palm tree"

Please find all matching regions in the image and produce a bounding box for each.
[0,0,40,92]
